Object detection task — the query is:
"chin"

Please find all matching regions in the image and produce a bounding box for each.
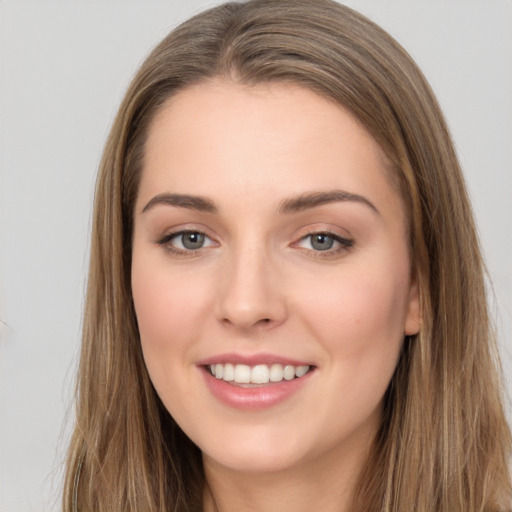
[202,444,306,475]
[196,421,327,476]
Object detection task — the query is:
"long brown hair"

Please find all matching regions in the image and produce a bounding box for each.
[63,1,512,510]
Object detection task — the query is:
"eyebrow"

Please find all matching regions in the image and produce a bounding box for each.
[278,190,379,215]
[141,193,217,214]
[141,189,379,216]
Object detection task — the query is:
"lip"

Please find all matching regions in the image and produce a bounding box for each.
[197,352,313,367]
[197,353,315,411]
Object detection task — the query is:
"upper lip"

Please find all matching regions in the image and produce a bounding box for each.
[196,352,313,367]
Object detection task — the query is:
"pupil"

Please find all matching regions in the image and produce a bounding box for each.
[312,234,333,251]
[182,232,204,250]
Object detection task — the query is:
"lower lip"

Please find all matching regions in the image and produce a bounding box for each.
[201,368,314,411]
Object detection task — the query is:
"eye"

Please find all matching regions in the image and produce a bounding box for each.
[295,232,354,253]
[173,231,208,250]
[156,230,216,253]
[306,233,336,251]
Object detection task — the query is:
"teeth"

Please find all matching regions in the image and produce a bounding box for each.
[295,365,309,378]
[209,363,311,384]
[234,364,251,383]
[251,364,269,384]
[283,365,295,381]
[223,363,234,381]
[269,364,284,382]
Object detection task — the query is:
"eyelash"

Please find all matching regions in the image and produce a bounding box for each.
[154,230,217,257]
[293,231,355,259]
[154,230,355,258]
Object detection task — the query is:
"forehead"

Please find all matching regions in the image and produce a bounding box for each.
[138,80,403,222]
[148,80,383,153]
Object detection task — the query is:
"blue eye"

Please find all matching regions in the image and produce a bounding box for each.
[157,230,216,253]
[296,232,354,253]
[309,233,335,251]
[175,231,206,250]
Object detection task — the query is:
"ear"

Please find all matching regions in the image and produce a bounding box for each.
[404,277,421,335]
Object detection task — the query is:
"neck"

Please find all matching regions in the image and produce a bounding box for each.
[202,435,373,512]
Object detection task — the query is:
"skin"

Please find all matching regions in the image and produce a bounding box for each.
[131,80,420,512]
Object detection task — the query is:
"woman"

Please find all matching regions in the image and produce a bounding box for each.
[63,0,512,510]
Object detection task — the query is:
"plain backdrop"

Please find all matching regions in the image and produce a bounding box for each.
[1,1,511,510]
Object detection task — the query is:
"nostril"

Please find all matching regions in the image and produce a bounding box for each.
[221,317,274,329]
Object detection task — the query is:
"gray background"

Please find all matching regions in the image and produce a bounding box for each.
[1,1,511,510]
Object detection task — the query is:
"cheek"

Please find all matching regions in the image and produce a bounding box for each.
[131,252,212,378]
[295,255,410,384]
[303,268,408,339]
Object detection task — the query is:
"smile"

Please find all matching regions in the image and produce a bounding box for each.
[208,363,311,385]
[199,356,316,410]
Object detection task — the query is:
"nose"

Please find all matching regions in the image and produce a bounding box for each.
[215,243,287,332]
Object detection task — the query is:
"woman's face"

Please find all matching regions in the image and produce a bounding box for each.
[131,80,420,476]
